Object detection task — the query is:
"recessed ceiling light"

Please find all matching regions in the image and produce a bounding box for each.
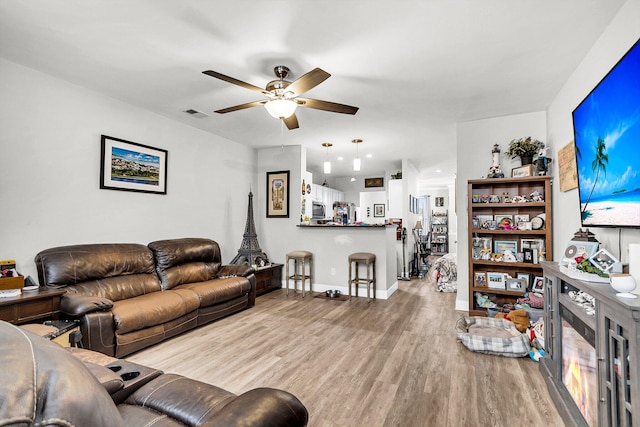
[337,157,344,161]
[436,169,441,173]
[350,177,356,182]
[366,154,373,158]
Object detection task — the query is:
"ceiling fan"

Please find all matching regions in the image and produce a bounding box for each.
[202,66,359,130]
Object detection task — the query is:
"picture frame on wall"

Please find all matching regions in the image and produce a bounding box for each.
[100,134,168,195]
[266,170,290,218]
[374,204,385,217]
[364,177,384,188]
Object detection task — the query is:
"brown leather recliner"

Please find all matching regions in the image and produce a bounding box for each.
[0,321,308,427]
[35,238,256,357]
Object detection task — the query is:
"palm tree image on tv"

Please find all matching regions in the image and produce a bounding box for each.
[580,138,608,221]
[572,38,640,227]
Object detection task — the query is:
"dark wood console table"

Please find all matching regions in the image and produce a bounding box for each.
[0,288,66,325]
[254,263,283,296]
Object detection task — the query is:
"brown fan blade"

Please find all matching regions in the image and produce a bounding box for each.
[283,114,299,130]
[215,100,266,114]
[296,98,359,115]
[285,68,331,96]
[202,70,270,95]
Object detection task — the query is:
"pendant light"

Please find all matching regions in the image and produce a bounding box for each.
[322,142,332,174]
[352,139,362,171]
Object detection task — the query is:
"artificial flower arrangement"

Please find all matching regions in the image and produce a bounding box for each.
[504,137,545,160]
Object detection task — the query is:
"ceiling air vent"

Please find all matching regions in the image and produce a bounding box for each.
[183,109,208,118]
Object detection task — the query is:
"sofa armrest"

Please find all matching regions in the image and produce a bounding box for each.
[218,264,255,277]
[200,387,308,427]
[61,294,114,316]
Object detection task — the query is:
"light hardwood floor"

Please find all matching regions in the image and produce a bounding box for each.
[128,274,563,427]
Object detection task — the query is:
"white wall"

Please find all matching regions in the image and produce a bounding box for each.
[456,111,547,310]
[547,0,640,263]
[0,58,255,279]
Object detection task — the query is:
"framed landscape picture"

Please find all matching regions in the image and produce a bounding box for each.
[100,135,167,194]
[266,170,290,218]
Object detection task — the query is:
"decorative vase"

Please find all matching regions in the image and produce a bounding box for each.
[520,156,533,165]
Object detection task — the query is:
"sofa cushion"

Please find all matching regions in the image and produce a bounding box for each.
[35,243,162,300]
[111,288,200,334]
[177,276,252,306]
[148,238,222,290]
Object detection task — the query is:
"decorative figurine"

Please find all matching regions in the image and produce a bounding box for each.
[534,147,552,176]
[487,144,505,178]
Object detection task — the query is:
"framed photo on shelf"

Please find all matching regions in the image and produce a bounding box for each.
[266,170,290,218]
[512,164,534,178]
[532,276,545,292]
[100,134,168,195]
[486,272,506,290]
[506,277,526,292]
[494,214,513,223]
[516,272,532,289]
[589,248,619,272]
[476,214,494,229]
[522,247,538,264]
[494,240,518,255]
[559,240,600,265]
[521,238,545,251]
[474,271,487,287]
[514,214,530,225]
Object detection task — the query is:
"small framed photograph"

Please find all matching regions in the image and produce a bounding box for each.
[560,240,600,265]
[494,240,518,255]
[589,248,619,272]
[474,271,487,287]
[512,164,534,178]
[514,214,530,225]
[522,247,538,264]
[506,277,526,292]
[516,272,532,289]
[477,214,494,229]
[532,276,545,292]
[518,221,533,230]
[521,238,545,251]
[373,204,385,217]
[486,272,506,290]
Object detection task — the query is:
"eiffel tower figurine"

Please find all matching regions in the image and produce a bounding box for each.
[231,191,270,267]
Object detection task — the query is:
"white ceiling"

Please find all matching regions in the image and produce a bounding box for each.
[0,1,626,183]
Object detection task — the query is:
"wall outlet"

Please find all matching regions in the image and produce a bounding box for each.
[330,268,336,276]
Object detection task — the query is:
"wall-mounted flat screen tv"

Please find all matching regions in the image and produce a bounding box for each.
[572,37,640,228]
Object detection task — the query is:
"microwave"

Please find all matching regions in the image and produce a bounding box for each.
[311,201,326,219]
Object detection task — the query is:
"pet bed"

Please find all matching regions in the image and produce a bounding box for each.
[455,316,530,357]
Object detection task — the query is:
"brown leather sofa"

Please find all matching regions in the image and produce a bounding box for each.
[35,238,256,357]
[0,321,308,427]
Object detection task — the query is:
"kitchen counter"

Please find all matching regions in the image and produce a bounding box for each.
[292,224,399,299]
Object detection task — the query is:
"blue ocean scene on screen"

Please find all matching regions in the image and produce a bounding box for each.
[573,38,640,227]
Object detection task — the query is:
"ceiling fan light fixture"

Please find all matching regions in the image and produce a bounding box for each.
[264,99,297,119]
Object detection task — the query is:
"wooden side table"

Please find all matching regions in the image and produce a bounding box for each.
[0,288,66,325]
[254,263,283,296]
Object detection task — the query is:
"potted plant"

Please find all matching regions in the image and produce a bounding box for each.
[504,137,545,165]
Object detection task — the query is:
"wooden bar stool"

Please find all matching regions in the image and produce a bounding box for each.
[286,251,313,297]
[348,252,376,302]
